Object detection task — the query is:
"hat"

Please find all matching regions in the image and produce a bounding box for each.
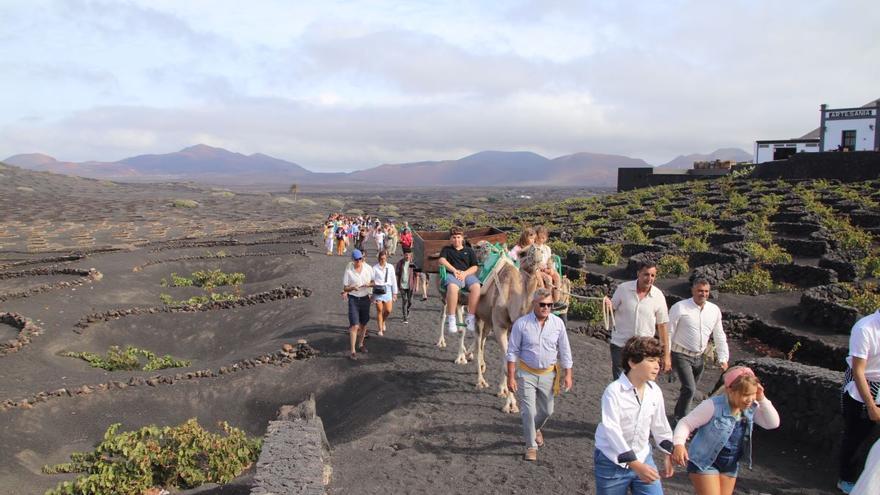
[351,249,364,260]
[723,366,755,388]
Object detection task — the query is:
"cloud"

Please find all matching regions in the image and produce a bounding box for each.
[1,1,879,169]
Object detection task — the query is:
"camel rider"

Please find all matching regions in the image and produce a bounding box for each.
[439,227,481,334]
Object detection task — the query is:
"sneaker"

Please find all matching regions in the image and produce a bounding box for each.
[466,315,476,333]
[447,319,458,334]
[837,480,855,494]
[524,448,537,461]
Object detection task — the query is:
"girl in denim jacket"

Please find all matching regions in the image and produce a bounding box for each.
[671,367,780,495]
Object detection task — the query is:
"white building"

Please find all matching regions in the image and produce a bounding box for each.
[753,98,880,163]
[754,138,819,164]
[820,102,880,152]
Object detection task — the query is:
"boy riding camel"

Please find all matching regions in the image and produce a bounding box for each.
[439,227,481,334]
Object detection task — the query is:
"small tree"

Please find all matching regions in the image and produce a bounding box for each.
[289,183,298,202]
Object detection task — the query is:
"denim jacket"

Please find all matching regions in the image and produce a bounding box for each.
[688,394,756,470]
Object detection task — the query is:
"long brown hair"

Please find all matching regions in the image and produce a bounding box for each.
[516,227,537,248]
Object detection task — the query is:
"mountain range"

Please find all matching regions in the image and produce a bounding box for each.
[3,144,751,187]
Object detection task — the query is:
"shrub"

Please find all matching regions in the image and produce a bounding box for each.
[744,213,773,245]
[574,224,596,238]
[326,198,344,208]
[745,242,793,264]
[43,419,261,495]
[670,234,709,253]
[594,244,622,266]
[607,205,628,220]
[162,270,245,290]
[569,299,603,322]
[622,224,649,244]
[858,254,880,278]
[759,193,783,215]
[296,198,317,206]
[61,346,190,372]
[211,191,235,198]
[548,239,576,256]
[172,199,199,208]
[727,191,748,211]
[658,255,690,278]
[692,198,714,217]
[845,284,880,316]
[720,266,780,295]
[651,196,672,216]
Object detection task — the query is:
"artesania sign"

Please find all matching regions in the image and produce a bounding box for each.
[826,109,877,119]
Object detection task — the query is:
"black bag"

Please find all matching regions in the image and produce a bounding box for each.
[372,265,389,295]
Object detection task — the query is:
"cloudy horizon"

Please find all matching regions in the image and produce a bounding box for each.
[1,0,878,171]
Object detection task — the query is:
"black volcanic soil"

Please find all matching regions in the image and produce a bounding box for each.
[0,166,857,494]
[0,237,836,495]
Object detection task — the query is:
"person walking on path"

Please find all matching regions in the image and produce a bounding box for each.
[439,227,481,334]
[506,288,573,461]
[342,249,373,360]
[668,278,729,422]
[386,223,399,256]
[371,250,398,337]
[837,307,880,494]
[374,224,386,253]
[399,226,414,254]
[671,366,780,495]
[395,250,417,323]
[605,261,670,380]
[594,336,674,494]
[334,223,347,256]
[851,437,880,495]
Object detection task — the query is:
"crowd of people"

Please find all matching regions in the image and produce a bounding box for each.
[328,217,879,494]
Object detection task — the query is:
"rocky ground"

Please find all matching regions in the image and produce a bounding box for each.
[1,163,876,494]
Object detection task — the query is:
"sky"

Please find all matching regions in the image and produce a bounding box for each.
[1,0,878,171]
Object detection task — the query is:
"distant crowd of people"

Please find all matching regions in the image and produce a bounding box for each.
[326,218,879,494]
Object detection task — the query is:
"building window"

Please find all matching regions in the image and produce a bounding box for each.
[842,130,856,151]
[758,144,769,148]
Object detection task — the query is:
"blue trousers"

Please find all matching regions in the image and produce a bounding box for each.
[594,448,663,495]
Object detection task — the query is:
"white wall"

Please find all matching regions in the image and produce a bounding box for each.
[754,142,820,164]
[823,118,876,151]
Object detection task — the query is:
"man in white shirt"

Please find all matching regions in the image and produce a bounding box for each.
[606,261,670,380]
[668,278,729,421]
[838,308,880,494]
[506,288,573,461]
[594,336,674,494]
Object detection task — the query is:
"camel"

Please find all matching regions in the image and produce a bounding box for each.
[469,242,545,414]
[433,242,572,413]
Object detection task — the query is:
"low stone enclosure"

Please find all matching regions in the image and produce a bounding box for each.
[252,394,332,495]
[0,312,42,356]
[797,283,879,332]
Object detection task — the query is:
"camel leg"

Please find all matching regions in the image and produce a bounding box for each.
[496,328,519,414]
[454,306,469,364]
[436,304,447,348]
[475,321,489,389]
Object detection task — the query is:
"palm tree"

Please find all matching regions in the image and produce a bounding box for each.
[289,183,298,202]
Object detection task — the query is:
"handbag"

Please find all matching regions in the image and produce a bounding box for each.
[372,266,389,295]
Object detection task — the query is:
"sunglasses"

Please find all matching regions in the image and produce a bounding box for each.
[537,302,554,308]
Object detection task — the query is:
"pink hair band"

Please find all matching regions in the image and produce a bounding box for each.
[723,366,755,388]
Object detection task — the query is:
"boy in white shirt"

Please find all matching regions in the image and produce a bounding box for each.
[594,336,674,494]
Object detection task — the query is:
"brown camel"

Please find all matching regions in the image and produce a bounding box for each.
[470,241,542,414]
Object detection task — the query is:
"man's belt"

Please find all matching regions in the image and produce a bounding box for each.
[517,360,562,396]
[671,343,703,358]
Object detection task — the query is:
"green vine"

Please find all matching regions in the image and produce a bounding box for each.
[61,346,190,371]
[43,419,261,495]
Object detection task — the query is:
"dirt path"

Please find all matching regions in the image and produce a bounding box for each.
[0,236,840,494]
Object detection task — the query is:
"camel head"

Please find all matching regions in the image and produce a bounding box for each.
[473,240,493,264]
[519,244,547,274]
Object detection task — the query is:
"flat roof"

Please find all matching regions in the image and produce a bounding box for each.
[756,138,820,144]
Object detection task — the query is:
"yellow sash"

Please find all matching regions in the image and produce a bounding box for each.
[517,360,562,396]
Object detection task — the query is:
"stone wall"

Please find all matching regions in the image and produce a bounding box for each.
[765,263,838,288]
[751,151,880,182]
[252,395,332,495]
[797,285,861,332]
[742,358,846,451]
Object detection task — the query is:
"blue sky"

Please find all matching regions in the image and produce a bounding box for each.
[1,0,878,171]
